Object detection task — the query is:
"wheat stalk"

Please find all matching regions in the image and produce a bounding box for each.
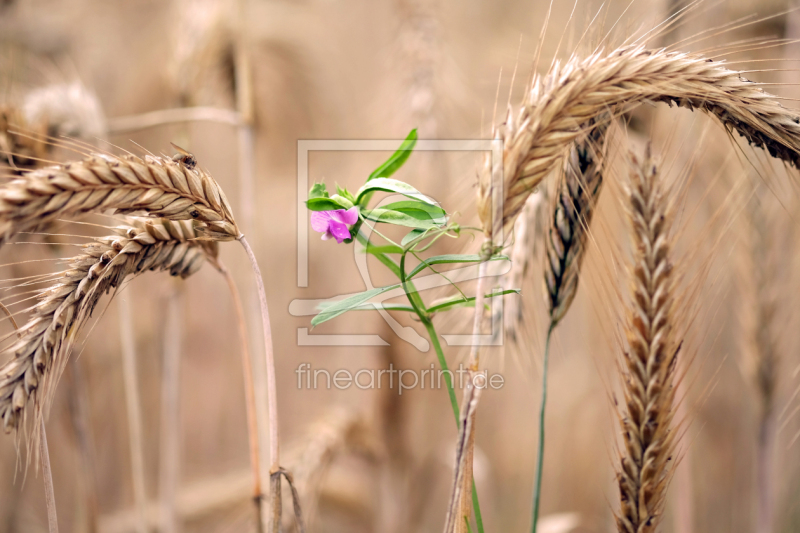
[0,218,218,436]
[616,148,679,533]
[545,119,608,325]
[0,152,239,247]
[739,186,779,533]
[478,44,800,237]
[530,119,609,533]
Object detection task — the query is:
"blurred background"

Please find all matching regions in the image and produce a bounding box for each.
[1,0,800,531]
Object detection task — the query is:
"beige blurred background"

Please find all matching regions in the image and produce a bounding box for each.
[1,0,800,532]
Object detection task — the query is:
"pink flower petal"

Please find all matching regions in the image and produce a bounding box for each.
[328,220,351,243]
[341,207,359,225]
[310,211,332,233]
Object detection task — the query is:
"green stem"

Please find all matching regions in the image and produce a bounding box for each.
[531,323,555,533]
[401,252,484,533]
[421,319,459,424]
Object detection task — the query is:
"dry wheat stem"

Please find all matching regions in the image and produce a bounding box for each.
[616,149,679,533]
[0,218,217,437]
[443,377,482,533]
[739,190,778,533]
[545,120,608,325]
[0,152,239,248]
[118,296,148,533]
[479,44,800,237]
[41,419,58,533]
[237,235,283,533]
[220,263,266,533]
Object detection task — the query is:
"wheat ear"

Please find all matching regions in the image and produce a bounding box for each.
[545,119,608,325]
[531,120,608,533]
[0,218,218,436]
[479,44,800,236]
[0,152,239,247]
[616,148,679,533]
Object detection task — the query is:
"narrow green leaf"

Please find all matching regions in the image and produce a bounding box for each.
[311,284,400,326]
[426,289,520,313]
[367,129,417,182]
[328,302,416,312]
[407,254,510,279]
[364,243,404,255]
[363,208,442,229]
[401,228,427,246]
[380,200,446,222]
[355,178,435,206]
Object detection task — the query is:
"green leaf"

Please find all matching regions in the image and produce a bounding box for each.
[328,302,416,312]
[309,182,329,199]
[306,197,343,211]
[401,228,427,247]
[367,129,417,182]
[407,254,510,279]
[355,178,435,206]
[363,208,442,229]
[426,289,520,313]
[364,243,404,255]
[380,200,446,223]
[311,284,401,326]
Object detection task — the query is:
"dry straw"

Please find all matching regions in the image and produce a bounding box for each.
[0,218,218,436]
[615,148,679,533]
[0,152,239,247]
[478,44,800,238]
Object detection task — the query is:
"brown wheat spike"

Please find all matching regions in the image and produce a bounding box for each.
[616,148,679,533]
[0,151,239,247]
[545,119,608,325]
[478,44,800,237]
[0,218,218,436]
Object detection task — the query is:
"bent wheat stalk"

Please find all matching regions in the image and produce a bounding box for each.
[532,121,608,533]
[478,44,800,236]
[616,149,679,533]
[0,218,217,436]
[0,152,239,247]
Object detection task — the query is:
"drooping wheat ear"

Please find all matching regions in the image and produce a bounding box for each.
[0,152,239,247]
[616,148,679,533]
[0,218,218,435]
[0,105,49,174]
[545,119,608,325]
[478,44,800,236]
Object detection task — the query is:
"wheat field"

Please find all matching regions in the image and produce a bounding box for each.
[1,0,799,532]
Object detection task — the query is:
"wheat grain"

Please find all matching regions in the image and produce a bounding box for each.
[0,152,239,247]
[545,120,608,325]
[478,45,800,237]
[0,218,218,435]
[616,148,679,533]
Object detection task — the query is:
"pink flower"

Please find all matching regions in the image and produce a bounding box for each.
[311,207,359,243]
